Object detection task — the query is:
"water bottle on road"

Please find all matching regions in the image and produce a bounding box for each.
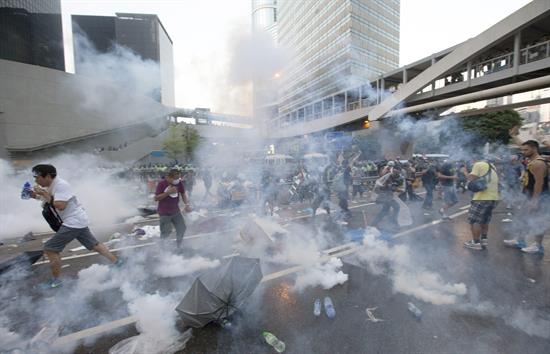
[407,302,422,320]
[21,182,32,199]
[324,296,336,319]
[262,331,285,353]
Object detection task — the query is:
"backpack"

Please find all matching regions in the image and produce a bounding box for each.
[42,202,63,232]
[467,162,496,193]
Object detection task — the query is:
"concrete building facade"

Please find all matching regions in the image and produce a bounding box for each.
[72,13,175,107]
[0,0,65,71]
[276,0,400,117]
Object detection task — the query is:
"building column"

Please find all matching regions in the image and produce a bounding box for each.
[513,31,521,75]
[403,69,408,84]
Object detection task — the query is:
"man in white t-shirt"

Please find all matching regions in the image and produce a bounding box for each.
[30,164,122,289]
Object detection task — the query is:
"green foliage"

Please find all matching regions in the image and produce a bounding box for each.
[162,124,201,162]
[459,109,523,145]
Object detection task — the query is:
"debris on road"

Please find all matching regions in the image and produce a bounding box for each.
[407,302,422,321]
[314,298,321,316]
[501,218,513,223]
[262,331,286,353]
[366,307,385,322]
[324,296,336,319]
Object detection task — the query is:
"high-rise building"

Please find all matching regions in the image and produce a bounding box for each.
[277,0,400,116]
[252,0,278,42]
[0,0,65,71]
[251,0,279,127]
[72,13,175,106]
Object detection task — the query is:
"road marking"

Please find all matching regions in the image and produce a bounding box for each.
[52,204,467,345]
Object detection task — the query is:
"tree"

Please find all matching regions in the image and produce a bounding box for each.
[459,109,523,146]
[162,124,201,163]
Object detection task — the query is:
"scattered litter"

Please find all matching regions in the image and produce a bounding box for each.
[527,278,536,283]
[262,331,285,353]
[501,218,513,223]
[324,296,336,319]
[20,231,36,243]
[433,335,438,339]
[70,246,86,252]
[366,307,385,322]
[407,302,422,321]
[336,221,348,226]
[61,264,70,269]
[423,213,430,216]
[109,329,192,354]
[29,325,59,348]
[507,212,513,216]
[313,298,321,317]
[315,208,328,215]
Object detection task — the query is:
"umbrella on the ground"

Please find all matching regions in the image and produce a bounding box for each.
[0,250,43,275]
[175,256,262,328]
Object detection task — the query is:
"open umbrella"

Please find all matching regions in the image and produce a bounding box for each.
[175,256,262,328]
[0,250,44,275]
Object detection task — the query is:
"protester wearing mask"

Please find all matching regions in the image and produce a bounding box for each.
[155,169,191,250]
[30,164,121,289]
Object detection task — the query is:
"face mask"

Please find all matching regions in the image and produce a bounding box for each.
[171,178,181,185]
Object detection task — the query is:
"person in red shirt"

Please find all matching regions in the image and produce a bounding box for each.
[155,169,191,249]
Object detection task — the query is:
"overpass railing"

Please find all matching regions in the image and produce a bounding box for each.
[271,38,550,130]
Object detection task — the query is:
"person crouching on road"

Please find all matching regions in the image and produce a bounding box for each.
[30,164,121,290]
[155,169,191,249]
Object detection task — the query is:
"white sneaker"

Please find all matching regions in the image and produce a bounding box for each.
[503,239,526,249]
[521,243,544,254]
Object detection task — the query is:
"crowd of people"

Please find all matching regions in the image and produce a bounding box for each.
[23,138,549,289]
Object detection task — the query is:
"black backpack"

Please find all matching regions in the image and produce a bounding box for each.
[467,162,495,193]
[42,202,63,232]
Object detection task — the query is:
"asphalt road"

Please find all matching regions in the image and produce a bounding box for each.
[1,191,549,354]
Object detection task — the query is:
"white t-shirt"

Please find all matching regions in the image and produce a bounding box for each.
[48,178,89,228]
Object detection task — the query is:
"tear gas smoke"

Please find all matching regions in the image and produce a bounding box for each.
[0,154,143,241]
[154,255,220,278]
[355,231,467,305]
[293,257,348,291]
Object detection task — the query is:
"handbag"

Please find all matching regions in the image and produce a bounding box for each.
[467,162,495,193]
[42,201,63,232]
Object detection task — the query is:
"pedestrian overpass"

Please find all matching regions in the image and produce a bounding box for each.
[269,0,550,139]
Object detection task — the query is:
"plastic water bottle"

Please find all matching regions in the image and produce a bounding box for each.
[21,182,32,199]
[407,302,422,320]
[324,296,336,319]
[262,331,285,353]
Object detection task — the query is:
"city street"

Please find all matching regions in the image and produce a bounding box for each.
[1,191,548,354]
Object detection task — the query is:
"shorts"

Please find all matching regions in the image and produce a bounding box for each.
[468,201,498,225]
[44,225,99,253]
[442,185,458,206]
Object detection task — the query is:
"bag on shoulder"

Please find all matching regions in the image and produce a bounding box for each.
[42,202,63,232]
[467,162,495,193]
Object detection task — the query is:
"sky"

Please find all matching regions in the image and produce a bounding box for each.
[61,0,533,116]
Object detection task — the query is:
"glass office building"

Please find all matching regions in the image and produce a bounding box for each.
[277,0,400,116]
[72,13,175,106]
[0,0,65,71]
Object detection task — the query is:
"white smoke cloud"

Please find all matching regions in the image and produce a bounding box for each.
[154,255,220,278]
[293,257,348,291]
[355,231,467,305]
[0,154,143,240]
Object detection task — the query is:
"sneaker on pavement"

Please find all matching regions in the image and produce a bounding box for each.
[503,239,526,249]
[481,238,488,246]
[521,243,544,254]
[464,240,484,250]
[35,278,63,290]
